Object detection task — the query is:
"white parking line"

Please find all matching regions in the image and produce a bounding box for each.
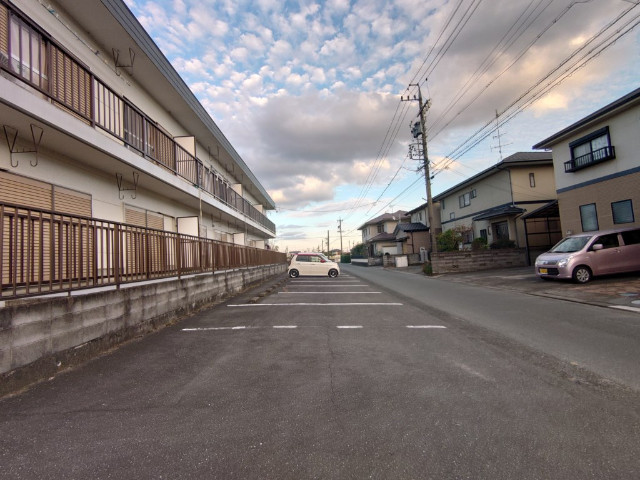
[182,325,450,332]
[611,306,640,314]
[406,325,447,329]
[278,292,382,294]
[228,302,403,307]
[182,326,248,331]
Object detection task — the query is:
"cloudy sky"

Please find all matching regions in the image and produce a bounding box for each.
[124,0,640,252]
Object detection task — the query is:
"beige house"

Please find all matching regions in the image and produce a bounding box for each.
[533,88,640,235]
[433,152,556,252]
[0,0,275,247]
[358,210,409,256]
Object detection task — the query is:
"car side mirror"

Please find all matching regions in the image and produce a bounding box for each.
[592,244,603,251]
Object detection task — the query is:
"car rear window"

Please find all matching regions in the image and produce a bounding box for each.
[621,229,640,245]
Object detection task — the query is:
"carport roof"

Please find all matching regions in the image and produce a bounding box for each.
[473,205,525,221]
[521,201,559,219]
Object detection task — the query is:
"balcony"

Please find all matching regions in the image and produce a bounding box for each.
[0,0,275,235]
[564,145,616,173]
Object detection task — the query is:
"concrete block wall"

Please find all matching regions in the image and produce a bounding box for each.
[0,264,286,395]
[432,249,527,274]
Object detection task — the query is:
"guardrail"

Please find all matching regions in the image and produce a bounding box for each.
[0,203,286,299]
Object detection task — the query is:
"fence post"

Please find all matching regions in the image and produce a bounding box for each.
[114,223,121,288]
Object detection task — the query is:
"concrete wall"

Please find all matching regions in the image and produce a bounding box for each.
[0,264,286,395]
[432,249,527,274]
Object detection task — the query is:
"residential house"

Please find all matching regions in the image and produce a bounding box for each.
[433,152,556,256]
[403,201,442,254]
[358,210,408,257]
[533,87,640,235]
[0,0,279,294]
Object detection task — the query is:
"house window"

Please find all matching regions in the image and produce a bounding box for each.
[480,229,488,241]
[612,200,634,224]
[377,224,384,233]
[418,212,423,221]
[580,203,599,231]
[566,127,615,172]
[441,199,445,210]
[529,173,535,187]
[459,192,471,208]
[450,212,455,220]
[470,189,477,199]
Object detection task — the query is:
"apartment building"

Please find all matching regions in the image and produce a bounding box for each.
[533,87,640,235]
[0,0,282,298]
[0,0,275,243]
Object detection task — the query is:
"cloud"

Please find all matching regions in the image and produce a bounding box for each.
[125,0,640,251]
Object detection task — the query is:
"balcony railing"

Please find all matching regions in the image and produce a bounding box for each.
[0,0,275,234]
[0,202,286,300]
[564,145,616,172]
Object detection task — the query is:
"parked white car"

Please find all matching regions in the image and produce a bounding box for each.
[288,253,340,278]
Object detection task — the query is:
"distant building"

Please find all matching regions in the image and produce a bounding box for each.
[358,210,409,256]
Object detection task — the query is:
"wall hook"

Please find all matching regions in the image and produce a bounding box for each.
[3,124,44,167]
[116,171,139,199]
[112,47,136,76]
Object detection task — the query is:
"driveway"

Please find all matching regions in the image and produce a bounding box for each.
[392,265,640,312]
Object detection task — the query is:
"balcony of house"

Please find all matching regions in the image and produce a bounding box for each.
[564,146,616,173]
[0,1,275,235]
[0,202,286,300]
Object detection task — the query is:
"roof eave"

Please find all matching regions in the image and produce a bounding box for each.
[533,87,640,150]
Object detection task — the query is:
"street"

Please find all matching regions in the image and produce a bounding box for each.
[1,266,639,479]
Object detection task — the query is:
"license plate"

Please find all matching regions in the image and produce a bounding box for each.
[539,268,548,274]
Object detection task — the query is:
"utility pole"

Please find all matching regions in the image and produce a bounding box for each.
[402,83,437,255]
[337,219,344,254]
[327,230,330,255]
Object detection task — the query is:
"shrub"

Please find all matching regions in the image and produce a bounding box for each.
[422,262,433,275]
[351,243,367,257]
[341,254,351,263]
[490,238,516,249]
[471,237,488,250]
[436,229,462,252]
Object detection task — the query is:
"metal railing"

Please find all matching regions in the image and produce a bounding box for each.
[1,203,286,299]
[0,0,275,234]
[564,146,616,172]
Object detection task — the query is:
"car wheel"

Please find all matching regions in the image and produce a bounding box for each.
[289,269,299,278]
[572,266,592,284]
[328,269,339,278]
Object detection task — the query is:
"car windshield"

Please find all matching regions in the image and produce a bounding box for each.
[549,235,593,253]
[318,254,331,262]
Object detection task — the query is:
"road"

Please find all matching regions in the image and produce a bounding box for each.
[343,264,640,390]
[1,267,639,479]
